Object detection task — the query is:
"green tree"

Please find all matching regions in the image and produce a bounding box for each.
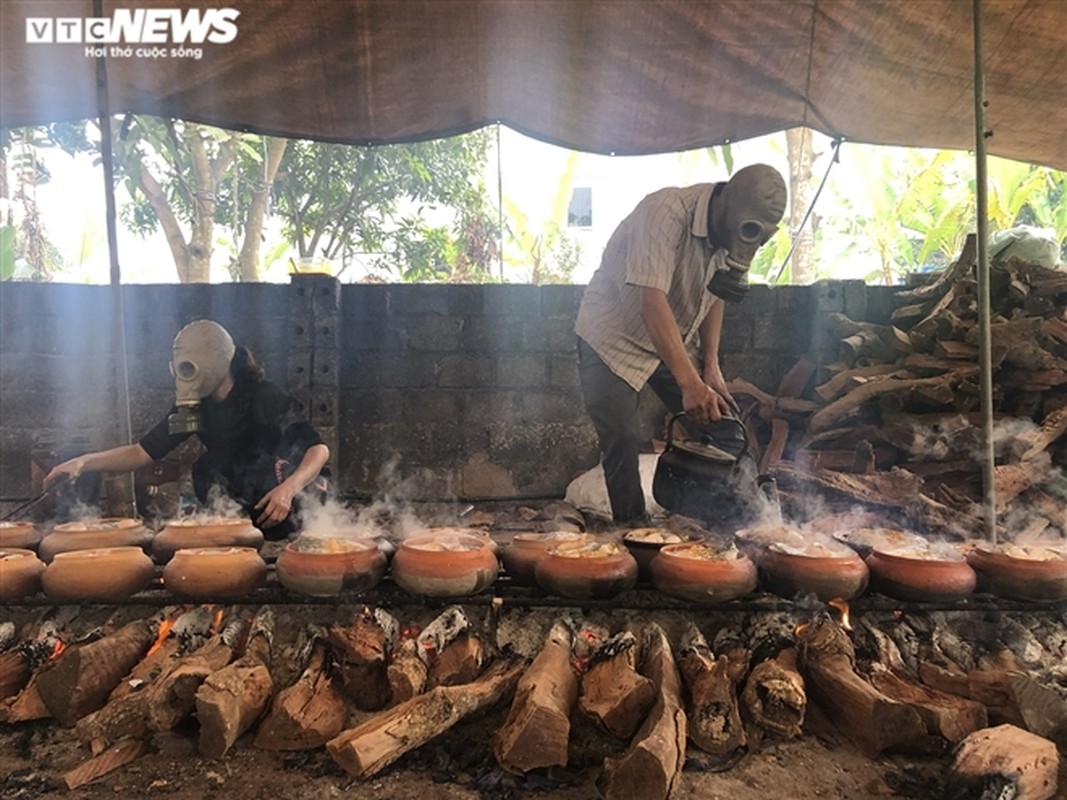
[272,131,498,281]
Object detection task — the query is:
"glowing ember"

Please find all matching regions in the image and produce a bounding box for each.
[50,639,66,660]
[210,607,224,634]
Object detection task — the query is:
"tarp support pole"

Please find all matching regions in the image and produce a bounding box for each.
[94,0,136,516]
[973,0,996,542]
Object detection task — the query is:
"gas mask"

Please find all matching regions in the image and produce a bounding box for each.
[167,320,236,434]
[707,164,787,302]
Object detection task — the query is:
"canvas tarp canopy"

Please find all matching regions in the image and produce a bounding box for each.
[1,0,1065,169]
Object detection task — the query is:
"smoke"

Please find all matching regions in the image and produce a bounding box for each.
[294,455,447,543]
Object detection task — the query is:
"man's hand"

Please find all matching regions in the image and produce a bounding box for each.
[254,482,296,528]
[703,363,740,415]
[680,379,732,425]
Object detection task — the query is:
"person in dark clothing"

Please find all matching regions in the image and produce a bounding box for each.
[44,320,330,538]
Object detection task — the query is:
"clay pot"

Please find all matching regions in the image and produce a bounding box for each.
[535,539,638,600]
[733,523,807,562]
[391,532,499,597]
[276,537,388,596]
[759,540,869,601]
[649,542,758,603]
[502,531,587,585]
[966,543,1067,602]
[407,527,500,557]
[0,521,42,551]
[0,548,46,600]
[865,547,976,602]
[622,528,699,581]
[38,518,151,562]
[163,547,267,598]
[152,517,264,562]
[42,546,155,601]
[833,527,930,559]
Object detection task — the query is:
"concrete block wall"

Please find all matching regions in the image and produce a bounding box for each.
[0,279,898,503]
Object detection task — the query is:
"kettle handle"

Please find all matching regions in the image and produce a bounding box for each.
[664,412,750,462]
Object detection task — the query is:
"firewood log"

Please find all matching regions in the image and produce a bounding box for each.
[796,616,925,756]
[895,235,976,305]
[740,647,805,740]
[1015,406,1067,461]
[254,636,347,751]
[597,624,686,800]
[947,724,1060,800]
[867,663,986,743]
[579,630,654,740]
[677,624,746,755]
[327,656,526,779]
[494,619,578,773]
[0,671,51,723]
[329,607,397,711]
[808,368,977,433]
[386,636,427,705]
[426,632,488,689]
[0,622,61,701]
[196,608,276,758]
[36,619,155,727]
[108,606,213,702]
[61,738,146,791]
[142,616,245,732]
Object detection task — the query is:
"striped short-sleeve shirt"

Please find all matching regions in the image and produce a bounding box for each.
[575,183,724,391]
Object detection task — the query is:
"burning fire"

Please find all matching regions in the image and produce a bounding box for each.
[827,598,852,631]
[50,639,66,660]
[570,627,604,673]
[145,616,177,658]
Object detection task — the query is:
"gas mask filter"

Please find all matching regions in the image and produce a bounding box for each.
[707,164,787,302]
[168,320,236,434]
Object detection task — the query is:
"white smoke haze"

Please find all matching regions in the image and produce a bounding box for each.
[198,484,246,521]
[294,455,458,543]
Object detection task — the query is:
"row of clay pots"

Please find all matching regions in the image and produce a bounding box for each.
[0,544,270,602]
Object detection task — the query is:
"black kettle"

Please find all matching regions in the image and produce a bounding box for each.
[652,412,770,531]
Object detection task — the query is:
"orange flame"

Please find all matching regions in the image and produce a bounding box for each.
[50,639,66,660]
[210,607,224,634]
[794,621,810,637]
[146,617,176,658]
[827,598,852,631]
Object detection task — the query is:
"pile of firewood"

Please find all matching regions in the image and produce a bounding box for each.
[731,235,1067,540]
[2,603,1063,798]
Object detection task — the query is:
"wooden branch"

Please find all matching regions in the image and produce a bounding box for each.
[814,364,905,403]
[143,621,242,733]
[894,235,976,304]
[797,616,924,756]
[948,724,1060,800]
[329,608,397,712]
[867,664,986,743]
[195,609,275,758]
[677,624,746,755]
[494,620,578,773]
[386,637,427,705]
[1015,406,1067,461]
[579,631,654,740]
[61,738,146,791]
[36,620,155,727]
[770,461,924,509]
[740,648,806,740]
[598,624,686,800]
[808,368,977,433]
[254,638,347,751]
[327,657,526,779]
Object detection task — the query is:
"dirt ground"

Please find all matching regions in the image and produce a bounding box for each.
[0,700,1000,800]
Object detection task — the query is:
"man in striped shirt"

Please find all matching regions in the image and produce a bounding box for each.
[575,164,787,525]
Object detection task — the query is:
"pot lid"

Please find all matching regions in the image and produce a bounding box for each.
[670,438,738,462]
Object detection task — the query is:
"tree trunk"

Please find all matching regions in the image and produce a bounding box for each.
[785,126,816,284]
[237,136,289,280]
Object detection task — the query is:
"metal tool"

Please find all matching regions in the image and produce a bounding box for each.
[1,475,68,521]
